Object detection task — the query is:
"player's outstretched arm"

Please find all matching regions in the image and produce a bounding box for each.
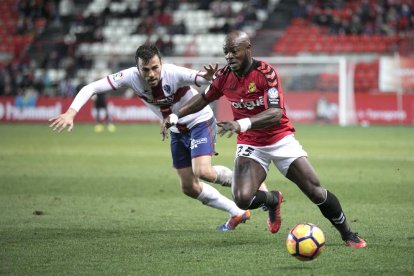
[49,78,113,133]
[217,108,282,138]
[49,108,77,133]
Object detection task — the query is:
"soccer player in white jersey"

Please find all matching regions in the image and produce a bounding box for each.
[49,44,250,231]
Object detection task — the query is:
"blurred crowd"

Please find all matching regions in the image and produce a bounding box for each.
[0,0,270,98]
[1,0,413,100]
[293,0,414,36]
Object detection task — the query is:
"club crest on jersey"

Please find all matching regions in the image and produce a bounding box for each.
[163,84,171,94]
[248,82,256,93]
[112,72,123,82]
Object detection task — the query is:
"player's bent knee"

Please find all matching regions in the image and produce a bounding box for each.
[233,191,252,210]
[193,167,215,182]
[181,186,199,199]
[180,181,201,199]
[308,186,326,204]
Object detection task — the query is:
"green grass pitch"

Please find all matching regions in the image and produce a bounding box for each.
[1,123,413,275]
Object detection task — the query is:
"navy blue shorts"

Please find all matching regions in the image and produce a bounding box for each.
[170,118,217,169]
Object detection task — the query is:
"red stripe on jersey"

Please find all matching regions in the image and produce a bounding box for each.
[261,67,271,74]
[267,79,278,87]
[151,81,170,118]
[258,62,269,70]
[174,86,190,102]
[151,82,191,118]
[107,76,116,90]
[151,80,165,101]
[258,63,266,70]
[257,62,278,88]
[265,70,276,80]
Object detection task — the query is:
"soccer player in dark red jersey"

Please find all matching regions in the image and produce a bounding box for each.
[163,30,367,248]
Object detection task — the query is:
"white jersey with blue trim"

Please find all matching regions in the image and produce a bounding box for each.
[107,64,213,132]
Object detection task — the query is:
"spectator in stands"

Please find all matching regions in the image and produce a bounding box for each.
[243,4,259,27]
[169,20,188,35]
[133,16,154,35]
[0,68,11,96]
[349,15,363,35]
[155,37,174,56]
[154,7,173,26]
[209,21,231,34]
[298,0,414,37]
[198,0,210,10]
[293,0,308,18]
[40,70,54,97]
[329,15,343,34]
[41,50,60,69]
[58,77,76,97]
[251,0,269,11]
[210,0,232,18]
[14,84,38,108]
[59,0,75,23]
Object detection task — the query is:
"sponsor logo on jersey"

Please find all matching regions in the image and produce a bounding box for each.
[268,87,279,98]
[190,137,208,149]
[248,82,256,93]
[112,72,123,82]
[267,87,280,105]
[230,96,265,110]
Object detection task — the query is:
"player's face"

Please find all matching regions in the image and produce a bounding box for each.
[223,41,251,75]
[137,55,162,87]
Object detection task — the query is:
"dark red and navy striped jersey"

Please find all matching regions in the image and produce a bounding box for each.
[204,59,295,146]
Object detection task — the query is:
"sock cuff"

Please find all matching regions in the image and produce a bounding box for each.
[212,165,233,187]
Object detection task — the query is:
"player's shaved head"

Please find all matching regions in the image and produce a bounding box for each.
[224,31,251,49]
[223,30,252,76]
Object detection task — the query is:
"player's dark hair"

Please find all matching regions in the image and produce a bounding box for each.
[135,44,162,66]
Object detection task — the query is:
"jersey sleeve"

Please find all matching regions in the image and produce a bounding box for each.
[70,68,134,112]
[69,77,113,112]
[106,68,134,90]
[203,82,222,102]
[258,62,282,109]
[202,70,225,102]
[167,64,210,87]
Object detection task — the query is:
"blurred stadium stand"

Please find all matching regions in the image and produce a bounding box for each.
[0,0,413,98]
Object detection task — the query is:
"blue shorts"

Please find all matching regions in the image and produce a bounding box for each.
[170,118,217,169]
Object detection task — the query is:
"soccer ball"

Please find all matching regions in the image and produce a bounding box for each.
[286,223,325,261]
